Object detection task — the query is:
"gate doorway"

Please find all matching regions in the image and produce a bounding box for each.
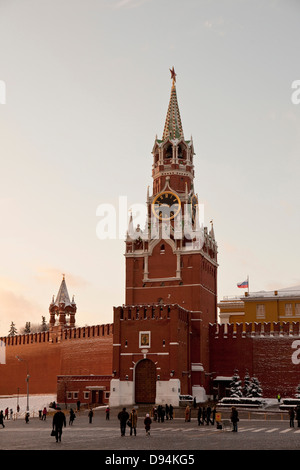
[135,359,156,404]
[91,389,103,404]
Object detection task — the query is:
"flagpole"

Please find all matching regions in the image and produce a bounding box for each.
[247,275,249,294]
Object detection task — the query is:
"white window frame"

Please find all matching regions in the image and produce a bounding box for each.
[256,304,265,320]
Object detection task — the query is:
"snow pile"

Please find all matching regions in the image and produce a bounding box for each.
[0,394,56,418]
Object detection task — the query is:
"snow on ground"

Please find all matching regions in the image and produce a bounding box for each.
[0,394,56,418]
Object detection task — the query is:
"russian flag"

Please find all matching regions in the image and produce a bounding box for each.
[237,280,248,288]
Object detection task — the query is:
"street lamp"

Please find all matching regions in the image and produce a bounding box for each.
[16,356,30,412]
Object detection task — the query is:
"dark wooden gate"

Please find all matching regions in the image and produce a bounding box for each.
[135,359,156,404]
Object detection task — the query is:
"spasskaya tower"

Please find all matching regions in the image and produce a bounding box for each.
[125,68,217,320]
[110,68,218,406]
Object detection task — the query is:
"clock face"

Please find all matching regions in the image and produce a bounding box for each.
[152,191,181,221]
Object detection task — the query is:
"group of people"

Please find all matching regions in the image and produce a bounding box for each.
[152,404,173,422]
[197,405,217,425]
[118,407,152,437]
[3,407,13,420]
[0,406,30,425]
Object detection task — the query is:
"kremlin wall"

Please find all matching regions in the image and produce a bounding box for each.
[0,321,113,405]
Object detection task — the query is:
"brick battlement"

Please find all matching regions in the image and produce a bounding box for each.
[209,321,300,338]
[0,323,114,347]
[114,304,191,323]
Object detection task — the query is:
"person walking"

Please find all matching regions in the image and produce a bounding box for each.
[144,413,152,436]
[0,410,5,428]
[169,404,173,420]
[69,407,76,426]
[197,406,203,425]
[118,407,129,436]
[129,408,137,436]
[42,407,47,421]
[157,405,162,422]
[88,408,94,424]
[202,406,206,424]
[206,405,212,425]
[289,407,295,427]
[165,404,169,420]
[52,407,66,442]
[161,406,165,422]
[211,405,217,425]
[230,406,239,432]
[105,406,110,420]
[296,405,300,427]
[25,412,29,424]
[185,405,190,422]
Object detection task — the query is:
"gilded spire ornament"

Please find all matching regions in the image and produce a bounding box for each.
[170,66,177,87]
[163,67,184,140]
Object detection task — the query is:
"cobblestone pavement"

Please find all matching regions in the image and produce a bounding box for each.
[0,407,300,454]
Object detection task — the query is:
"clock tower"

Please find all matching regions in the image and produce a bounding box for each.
[125,69,217,323]
[110,69,218,406]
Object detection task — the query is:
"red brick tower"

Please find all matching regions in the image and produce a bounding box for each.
[49,276,76,342]
[111,69,218,406]
[125,68,217,318]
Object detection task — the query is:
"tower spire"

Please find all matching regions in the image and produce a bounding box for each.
[49,276,77,333]
[162,67,184,141]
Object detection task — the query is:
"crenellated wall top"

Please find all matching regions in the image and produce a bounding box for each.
[0,323,114,346]
[209,321,300,338]
[114,303,191,323]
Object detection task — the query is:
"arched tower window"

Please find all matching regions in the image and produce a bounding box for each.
[178,143,186,159]
[164,144,173,159]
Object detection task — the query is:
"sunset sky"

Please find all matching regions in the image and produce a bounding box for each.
[0,0,299,336]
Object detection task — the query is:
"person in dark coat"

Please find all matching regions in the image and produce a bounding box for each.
[161,406,165,422]
[206,406,212,425]
[289,407,295,427]
[118,407,129,436]
[197,406,203,425]
[211,405,217,425]
[296,405,300,427]
[88,408,94,424]
[165,404,169,420]
[230,406,239,432]
[144,413,152,436]
[202,406,206,424]
[52,407,66,442]
[0,410,5,428]
[69,407,75,426]
[157,405,162,422]
[169,404,173,420]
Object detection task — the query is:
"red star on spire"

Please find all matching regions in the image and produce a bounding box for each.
[170,67,176,84]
